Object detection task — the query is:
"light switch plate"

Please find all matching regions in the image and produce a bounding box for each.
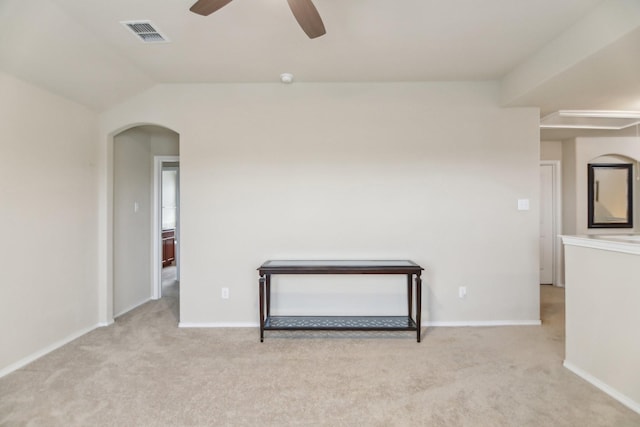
[517,199,530,211]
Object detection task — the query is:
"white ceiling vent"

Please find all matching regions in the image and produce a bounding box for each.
[121,20,169,43]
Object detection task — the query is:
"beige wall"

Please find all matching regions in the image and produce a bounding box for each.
[100,82,541,326]
[562,139,578,236]
[564,242,640,412]
[113,126,178,316]
[540,140,562,161]
[0,72,99,373]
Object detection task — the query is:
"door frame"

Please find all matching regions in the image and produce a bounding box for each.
[540,160,563,286]
[152,155,180,299]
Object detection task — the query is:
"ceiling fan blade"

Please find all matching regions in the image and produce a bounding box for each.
[190,0,233,16]
[286,0,326,39]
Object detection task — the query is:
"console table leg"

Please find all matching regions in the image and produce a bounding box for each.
[266,274,271,318]
[416,273,422,343]
[259,275,265,342]
[407,274,413,319]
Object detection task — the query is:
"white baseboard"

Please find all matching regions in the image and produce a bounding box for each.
[563,360,640,415]
[97,320,114,327]
[179,322,259,328]
[425,319,541,327]
[0,323,100,378]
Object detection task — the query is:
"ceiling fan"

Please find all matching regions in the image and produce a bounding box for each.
[190,0,326,39]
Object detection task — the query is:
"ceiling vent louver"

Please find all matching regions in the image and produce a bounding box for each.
[121,20,169,43]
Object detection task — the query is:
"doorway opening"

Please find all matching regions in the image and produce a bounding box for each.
[154,157,180,300]
[540,160,562,287]
[112,125,179,319]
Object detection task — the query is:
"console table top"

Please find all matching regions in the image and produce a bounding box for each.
[258,259,423,274]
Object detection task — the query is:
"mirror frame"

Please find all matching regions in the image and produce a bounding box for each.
[587,163,633,229]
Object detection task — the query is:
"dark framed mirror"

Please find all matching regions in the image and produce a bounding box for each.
[588,163,633,228]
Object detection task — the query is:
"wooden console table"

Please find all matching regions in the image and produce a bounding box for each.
[257,260,424,342]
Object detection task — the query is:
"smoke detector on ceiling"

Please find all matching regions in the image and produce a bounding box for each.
[121,20,170,43]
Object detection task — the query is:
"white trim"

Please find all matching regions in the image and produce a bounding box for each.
[540,111,640,130]
[179,322,259,328]
[562,235,640,255]
[424,320,541,327]
[541,160,563,286]
[563,360,640,415]
[97,320,114,327]
[0,324,100,378]
[152,155,179,300]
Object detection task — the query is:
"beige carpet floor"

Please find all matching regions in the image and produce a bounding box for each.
[1,286,639,426]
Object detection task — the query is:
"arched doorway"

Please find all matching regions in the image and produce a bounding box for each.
[112,125,180,319]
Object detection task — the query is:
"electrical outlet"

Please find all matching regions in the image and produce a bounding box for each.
[458,286,467,299]
[221,287,229,299]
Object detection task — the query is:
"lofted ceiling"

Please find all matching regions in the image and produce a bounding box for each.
[1,0,640,140]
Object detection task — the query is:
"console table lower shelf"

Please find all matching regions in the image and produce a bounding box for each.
[264,315,418,331]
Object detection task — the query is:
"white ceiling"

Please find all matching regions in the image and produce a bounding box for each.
[2,0,640,140]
